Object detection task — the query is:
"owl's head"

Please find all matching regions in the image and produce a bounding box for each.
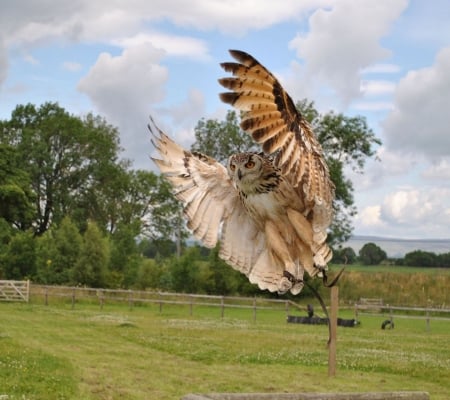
[227,153,266,192]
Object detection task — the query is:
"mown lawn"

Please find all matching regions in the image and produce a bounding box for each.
[0,301,449,399]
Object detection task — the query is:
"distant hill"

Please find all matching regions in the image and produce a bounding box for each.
[343,235,450,258]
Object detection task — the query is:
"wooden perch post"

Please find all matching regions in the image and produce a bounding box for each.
[328,285,339,377]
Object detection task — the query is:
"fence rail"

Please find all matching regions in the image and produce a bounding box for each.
[354,298,450,330]
[0,280,30,302]
[30,284,302,321]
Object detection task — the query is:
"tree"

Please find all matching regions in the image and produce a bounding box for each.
[191,111,257,163]
[0,103,124,235]
[359,242,387,265]
[0,144,34,229]
[72,222,109,287]
[147,175,188,256]
[2,230,36,279]
[35,216,82,284]
[332,246,357,264]
[191,102,381,246]
[108,221,141,287]
[404,250,438,268]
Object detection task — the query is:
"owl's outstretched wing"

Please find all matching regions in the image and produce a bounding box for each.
[149,118,282,292]
[218,50,334,264]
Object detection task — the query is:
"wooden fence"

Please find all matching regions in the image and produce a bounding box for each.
[30,284,303,321]
[0,280,30,302]
[354,297,450,330]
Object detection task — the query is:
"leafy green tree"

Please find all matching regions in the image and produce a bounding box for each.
[191,111,257,163]
[108,221,141,287]
[168,247,206,293]
[332,246,357,264]
[359,242,387,265]
[139,238,177,259]
[437,252,450,268]
[35,216,82,284]
[207,245,240,295]
[148,175,188,256]
[72,222,109,287]
[0,218,14,278]
[2,230,36,279]
[0,103,124,235]
[404,250,438,268]
[0,144,34,229]
[135,258,165,290]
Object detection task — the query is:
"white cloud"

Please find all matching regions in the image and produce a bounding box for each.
[288,0,408,104]
[361,63,401,74]
[62,61,82,72]
[355,187,450,239]
[360,80,396,96]
[78,43,169,168]
[154,0,334,35]
[383,46,450,158]
[0,39,7,87]
[0,0,330,89]
[381,188,450,227]
[112,32,210,60]
[356,205,384,228]
[352,101,394,111]
[350,146,416,192]
[422,158,450,180]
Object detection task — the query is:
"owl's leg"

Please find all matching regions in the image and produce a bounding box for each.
[265,220,299,294]
[287,208,333,277]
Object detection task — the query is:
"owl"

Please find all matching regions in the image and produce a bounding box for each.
[150,50,334,295]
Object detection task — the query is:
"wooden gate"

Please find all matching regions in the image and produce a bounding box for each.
[0,280,30,302]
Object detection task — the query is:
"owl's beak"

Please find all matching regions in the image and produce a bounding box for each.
[237,169,243,180]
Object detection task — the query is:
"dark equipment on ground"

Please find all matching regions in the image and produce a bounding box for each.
[381,319,394,329]
[287,315,360,327]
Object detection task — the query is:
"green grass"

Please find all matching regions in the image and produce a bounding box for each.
[0,302,449,399]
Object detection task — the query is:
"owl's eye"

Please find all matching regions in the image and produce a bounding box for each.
[229,163,236,171]
[245,160,255,169]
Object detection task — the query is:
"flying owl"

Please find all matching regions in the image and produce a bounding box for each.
[150,50,335,295]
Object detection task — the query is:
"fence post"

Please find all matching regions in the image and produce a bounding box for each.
[221,296,225,319]
[45,286,49,306]
[128,290,133,310]
[328,286,338,377]
[71,288,76,310]
[426,307,430,332]
[99,290,104,310]
[190,295,193,316]
[26,280,30,303]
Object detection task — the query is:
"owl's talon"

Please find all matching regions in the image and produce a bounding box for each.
[290,281,304,295]
[281,270,304,295]
[278,276,292,294]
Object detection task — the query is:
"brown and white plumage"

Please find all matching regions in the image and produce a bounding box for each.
[150,50,334,295]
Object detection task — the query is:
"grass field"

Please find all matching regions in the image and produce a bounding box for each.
[0,301,449,400]
[334,264,450,275]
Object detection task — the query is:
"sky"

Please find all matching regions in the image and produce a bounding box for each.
[1,0,450,240]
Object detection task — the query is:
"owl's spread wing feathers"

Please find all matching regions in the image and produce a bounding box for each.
[149,118,282,289]
[219,50,334,264]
